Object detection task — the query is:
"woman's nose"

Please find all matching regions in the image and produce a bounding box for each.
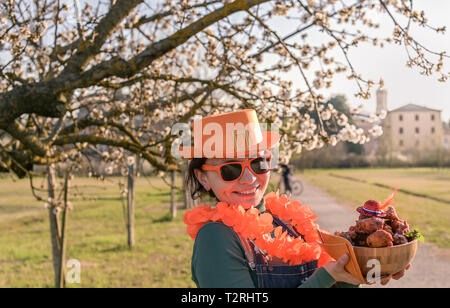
[239,166,256,184]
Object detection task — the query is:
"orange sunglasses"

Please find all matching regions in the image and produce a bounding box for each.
[201,154,272,182]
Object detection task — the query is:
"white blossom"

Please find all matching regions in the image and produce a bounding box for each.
[53,207,61,215]
[322,108,332,120]
[0,0,446,188]
[127,156,135,166]
[328,135,338,146]
[105,165,114,175]
[337,114,348,126]
[369,125,383,137]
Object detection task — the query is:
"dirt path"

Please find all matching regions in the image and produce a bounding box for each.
[294,176,450,288]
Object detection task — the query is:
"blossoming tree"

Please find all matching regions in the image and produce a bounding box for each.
[0,0,448,286]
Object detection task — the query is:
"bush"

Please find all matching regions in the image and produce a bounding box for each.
[291,143,450,169]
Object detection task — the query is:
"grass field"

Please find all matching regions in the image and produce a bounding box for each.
[0,175,197,288]
[297,168,450,248]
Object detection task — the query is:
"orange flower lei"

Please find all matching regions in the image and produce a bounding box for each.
[183,191,332,267]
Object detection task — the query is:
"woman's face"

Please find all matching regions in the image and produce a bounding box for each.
[194,151,271,207]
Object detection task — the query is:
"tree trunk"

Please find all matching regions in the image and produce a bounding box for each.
[182,163,188,209]
[127,163,135,248]
[46,164,62,288]
[183,181,196,209]
[182,162,191,209]
[59,170,70,288]
[170,170,176,218]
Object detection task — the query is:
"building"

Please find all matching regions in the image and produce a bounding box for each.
[376,88,388,114]
[444,125,450,150]
[385,103,443,153]
[358,88,446,162]
[353,117,379,161]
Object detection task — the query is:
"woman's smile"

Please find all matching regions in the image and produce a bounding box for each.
[232,185,260,198]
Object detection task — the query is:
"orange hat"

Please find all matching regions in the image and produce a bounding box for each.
[178,109,280,159]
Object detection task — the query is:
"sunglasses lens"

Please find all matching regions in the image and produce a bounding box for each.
[220,164,243,181]
[251,157,271,174]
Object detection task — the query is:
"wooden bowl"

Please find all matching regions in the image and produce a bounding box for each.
[352,239,418,277]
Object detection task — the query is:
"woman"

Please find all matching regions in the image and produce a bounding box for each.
[181,109,407,288]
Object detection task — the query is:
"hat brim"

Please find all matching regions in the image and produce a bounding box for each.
[178,131,281,160]
[357,206,387,218]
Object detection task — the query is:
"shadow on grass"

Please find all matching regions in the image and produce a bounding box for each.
[0,205,42,214]
[100,245,130,253]
[152,212,173,223]
[94,197,122,202]
[146,192,170,197]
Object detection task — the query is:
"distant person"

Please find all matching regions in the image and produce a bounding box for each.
[280,163,292,195]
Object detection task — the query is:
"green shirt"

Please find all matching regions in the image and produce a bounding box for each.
[191,198,359,288]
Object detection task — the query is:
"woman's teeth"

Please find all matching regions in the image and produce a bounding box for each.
[235,186,259,195]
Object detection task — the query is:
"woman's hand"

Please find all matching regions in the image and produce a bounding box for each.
[323,254,362,285]
[380,264,411,285]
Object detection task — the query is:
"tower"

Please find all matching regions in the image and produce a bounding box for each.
[376,87,388,114]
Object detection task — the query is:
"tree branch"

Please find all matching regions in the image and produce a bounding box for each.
[55,0,271,92]
[53,134,175,171]
[61,0,144,75]
[0,0,271,127]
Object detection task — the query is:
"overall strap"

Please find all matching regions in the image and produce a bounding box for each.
[236,233,256,270]
[236,215,304,270]
[272,215,302,239]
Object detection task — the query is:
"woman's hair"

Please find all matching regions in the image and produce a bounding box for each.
[186,158,217,200]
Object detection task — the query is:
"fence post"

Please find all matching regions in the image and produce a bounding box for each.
[170,170,177,218]
[127,163,135,248]
[59,169,71,288]
[46,164,62,288]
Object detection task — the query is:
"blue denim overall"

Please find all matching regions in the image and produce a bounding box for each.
[237,215,318,288]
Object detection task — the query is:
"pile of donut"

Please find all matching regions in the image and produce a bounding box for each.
[335,188,412,248]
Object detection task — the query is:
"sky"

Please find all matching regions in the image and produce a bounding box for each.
[266,0,450,122]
